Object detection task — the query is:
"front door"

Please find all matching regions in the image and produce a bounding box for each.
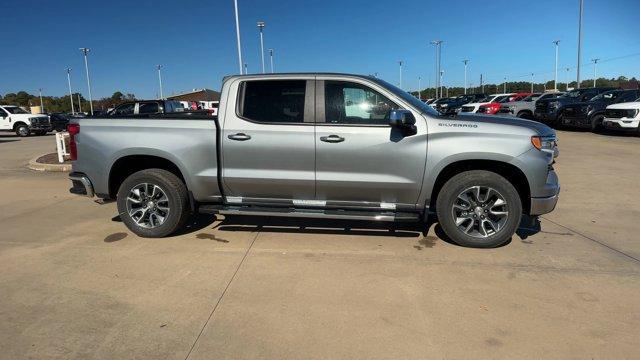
[314,79,427,208]
[221,78,316,202]
[0,108,10,130]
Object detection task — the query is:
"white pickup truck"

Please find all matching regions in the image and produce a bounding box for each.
[0,105,51,136]
[603,99,640,133]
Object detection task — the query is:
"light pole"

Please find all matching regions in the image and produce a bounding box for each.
[591,58,600,87]
[257,21,266,73]
[553,40,560,91]
[66,68,75,114]
[233,0,243,74]
[268,48,274,73]
[244,62,248,74]
[462,59,469,94]
[156,65,164,99]
[77,94,82,113]
[430,40,443,98]
[565,67,571,90]
[398,60,403,89]
[480,73,484,93]
[38,88,44,113]
[503,76,507,93]
[417,76,421,100]
[440,70,444,97]
[79,47,93,115]
[531,73,534,93]
[577,0,584,88]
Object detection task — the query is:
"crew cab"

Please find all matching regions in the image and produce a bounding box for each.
[459,93,512,113]
[534,87,616,125]
[560,89,640,131]
[0,105,51,136]
[497,92,564,119]
[603,99,640,133]
[67,73,560,248]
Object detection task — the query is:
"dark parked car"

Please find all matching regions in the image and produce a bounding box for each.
[49,113,70,132]
[534,87,616,125]
[435,94,487,115]
[560,89,640,131]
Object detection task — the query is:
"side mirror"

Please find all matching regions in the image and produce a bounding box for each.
[389,109,417,135]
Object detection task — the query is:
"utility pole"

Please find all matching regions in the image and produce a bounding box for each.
[156,65,164,99]
[257,21,266,73]
[480,73,484,93]
[398,60,403,89]
[553,40,560,91]
[233,0,243,74]
[591,58,600,87]
[531,73,534,93]
[576,0,584,88]
[79,47,93,115]
[430,40,443,98]
[268,48,274,73]
[66,68,75,114]
[38,88,44,113]
[462,59,469,94]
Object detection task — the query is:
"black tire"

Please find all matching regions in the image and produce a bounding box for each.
[15,124,30,137]
[590,114,604,133]
[435,170,522,248]
[116,169,190,238]
[516,111,532,119]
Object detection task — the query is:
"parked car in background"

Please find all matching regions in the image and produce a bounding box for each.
[560,89,640,131]
[0,105,51,136]
[106,100,185,117]
[477,94,530,115]
[435,94,486,115]
[497,92,564,119]
[67,73,559,248]
[459,94,512,113]
[49,113,70,132]
[534,87,616,125]
[603,98,640,133]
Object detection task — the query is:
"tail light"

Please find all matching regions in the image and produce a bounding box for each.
[67,123,80,160]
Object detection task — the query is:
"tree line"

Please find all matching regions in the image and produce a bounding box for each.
[0,91,137,113]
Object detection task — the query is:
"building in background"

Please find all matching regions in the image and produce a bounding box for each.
[167,89,220,115]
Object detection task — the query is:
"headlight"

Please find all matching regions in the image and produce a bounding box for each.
[28,117,37,124]
[626,109,639,118]
[441,103,448,107]
[531,135,556,153]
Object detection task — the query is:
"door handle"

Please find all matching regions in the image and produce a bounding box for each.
[228,133,251,141]
[320,135,344,143]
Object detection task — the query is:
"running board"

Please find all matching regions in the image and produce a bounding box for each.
[198,205,420,222]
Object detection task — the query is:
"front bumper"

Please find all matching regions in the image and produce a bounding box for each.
[29,124,52,131]
[69,172,94,197]
[603,118,639,131]
[561,115,591,129]
[529,170,560,215]
[534,109,558,123]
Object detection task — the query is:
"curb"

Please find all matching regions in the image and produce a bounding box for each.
[27,155,72,172]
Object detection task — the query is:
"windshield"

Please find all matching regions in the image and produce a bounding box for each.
[562,90,583,98]
[371,78,440,116]
[3,106,29,114]
[589,91,621,102]
[494,95,511,103]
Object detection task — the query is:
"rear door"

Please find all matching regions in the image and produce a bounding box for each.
[314,78,427,209]
[221,77,316,202]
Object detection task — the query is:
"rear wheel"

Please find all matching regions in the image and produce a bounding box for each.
[436,170,522,248]
[116,169,190,238]
[15,124,30,137]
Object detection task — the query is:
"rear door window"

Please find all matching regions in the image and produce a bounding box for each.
[239,80,306,123]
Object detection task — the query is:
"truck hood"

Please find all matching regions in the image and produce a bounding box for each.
[606,101,640,110]
[454,113,555,137]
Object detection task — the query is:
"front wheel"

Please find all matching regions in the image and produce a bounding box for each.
[436,170,522,248]
[116,169,190,238]
[15,125,30,137]
[590,114,605,133]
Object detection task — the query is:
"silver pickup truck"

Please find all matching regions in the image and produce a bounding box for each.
[68,73,560,248]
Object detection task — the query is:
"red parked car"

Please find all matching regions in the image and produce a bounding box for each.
[478,92,532,114]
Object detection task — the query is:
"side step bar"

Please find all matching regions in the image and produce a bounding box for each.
[198,205,420,222]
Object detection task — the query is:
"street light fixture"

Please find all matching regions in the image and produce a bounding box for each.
[66,68,75,114]
[156,65,164,99]
[462,59,469,94]
[268,48,274,73]
[553,40,560,91]
[430,40,443,98]
[257,21,266,73]
[79,47,93,115]
[233,0,243,74]
[591,58,600,87]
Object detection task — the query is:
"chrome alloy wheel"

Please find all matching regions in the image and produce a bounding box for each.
[125,183,170,229]
[452,186,509,238]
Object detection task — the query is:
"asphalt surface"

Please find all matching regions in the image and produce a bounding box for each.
[0,131,638,359]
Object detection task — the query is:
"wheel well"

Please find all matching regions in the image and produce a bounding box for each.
[108,155,186,198]
[517,109,533,116]
[430,160,531,214]
[13,122,28,130]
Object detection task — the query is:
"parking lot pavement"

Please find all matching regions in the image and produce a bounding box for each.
[0,131,638,359]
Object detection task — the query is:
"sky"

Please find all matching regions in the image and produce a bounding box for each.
[1,0,638,99]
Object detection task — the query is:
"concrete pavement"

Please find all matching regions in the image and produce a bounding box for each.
[0,132,638,359]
